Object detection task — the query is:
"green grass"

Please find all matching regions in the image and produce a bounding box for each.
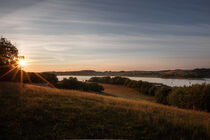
[0,82,210,139]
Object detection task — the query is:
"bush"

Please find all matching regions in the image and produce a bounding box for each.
[58,77,104,92]
[168,84,210,112]
[148,86,157,96]
[155,86,172,104]
[22,72,58,86]
[87,83,104,92]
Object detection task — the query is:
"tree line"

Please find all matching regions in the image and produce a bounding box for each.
[0,69,104,93]
[57,77,104,92]
[89,76,210,112]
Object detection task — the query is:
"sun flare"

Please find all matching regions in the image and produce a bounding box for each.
[18,59,26,67]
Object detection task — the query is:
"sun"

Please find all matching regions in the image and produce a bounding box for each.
[18,59,26,67]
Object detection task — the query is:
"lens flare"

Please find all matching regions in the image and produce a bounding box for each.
[18,59,26,67]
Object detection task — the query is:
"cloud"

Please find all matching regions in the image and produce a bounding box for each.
[1,0,210,71]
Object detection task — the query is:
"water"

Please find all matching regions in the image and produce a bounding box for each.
[57,75,210,87]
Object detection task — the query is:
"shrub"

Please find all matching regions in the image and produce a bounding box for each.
[148,86,157,96]
[155,86,172,104]
[168,84,210,112]
[58,77,104,92]
[23,72,58,86]
[87,83,104,92]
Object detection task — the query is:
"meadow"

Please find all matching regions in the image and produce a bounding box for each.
[101,83,155,102]
[0,82,209,139]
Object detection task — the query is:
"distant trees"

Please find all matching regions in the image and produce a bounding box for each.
[155,86,171,104]
[24,72,58,85]
[89,76,210,112]
[57,77,104,92]
[168,84,210,112]
[160,69,210,78]
[89,76,169,96]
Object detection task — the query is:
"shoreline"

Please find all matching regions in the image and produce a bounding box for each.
[55,74,209,80]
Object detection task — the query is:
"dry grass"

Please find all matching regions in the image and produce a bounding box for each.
[0,82,210,139]
[101,83,155,102]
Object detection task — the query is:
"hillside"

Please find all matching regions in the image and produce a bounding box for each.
[50,68,210,79]
[0,82,210,139]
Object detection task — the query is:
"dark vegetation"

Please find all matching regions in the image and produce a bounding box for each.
[0,69,103,93]
[89,76,210,112]
[0,70,58,85]
[89,76,170,97]
[0,37,18,80]
[51,68,210,79]
[57,77,104,92]
[168,84,210,111]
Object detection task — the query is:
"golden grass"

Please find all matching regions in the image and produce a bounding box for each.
[101,83,155,102]
[0,82,210,139]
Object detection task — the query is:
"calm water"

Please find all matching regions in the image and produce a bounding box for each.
[57,75,210,87]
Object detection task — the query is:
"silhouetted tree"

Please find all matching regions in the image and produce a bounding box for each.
[0,37,18,66]
[0,37,19,81]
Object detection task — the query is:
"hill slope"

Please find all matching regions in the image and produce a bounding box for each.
[51,68,210,78]
[101,83,155,102]
[0,82,209,139]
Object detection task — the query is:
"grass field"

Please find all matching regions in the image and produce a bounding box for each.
[0,82,210,139]
[101,83,155,102]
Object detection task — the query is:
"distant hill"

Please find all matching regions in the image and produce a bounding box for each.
[0,82,209,139]
[49,68,210,79]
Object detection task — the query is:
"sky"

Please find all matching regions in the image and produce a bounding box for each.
[0,0,210,72]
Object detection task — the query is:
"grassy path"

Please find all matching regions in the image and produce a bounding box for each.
[101,83,155,102]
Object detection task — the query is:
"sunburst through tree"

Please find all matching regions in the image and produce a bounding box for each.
[0,37,55,93]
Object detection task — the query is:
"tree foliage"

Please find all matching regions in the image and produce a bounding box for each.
[89,76,169,96]
[0,37,19,81]
[168,84,210,111]
[57,77,104,92]
[0,37,18,66]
